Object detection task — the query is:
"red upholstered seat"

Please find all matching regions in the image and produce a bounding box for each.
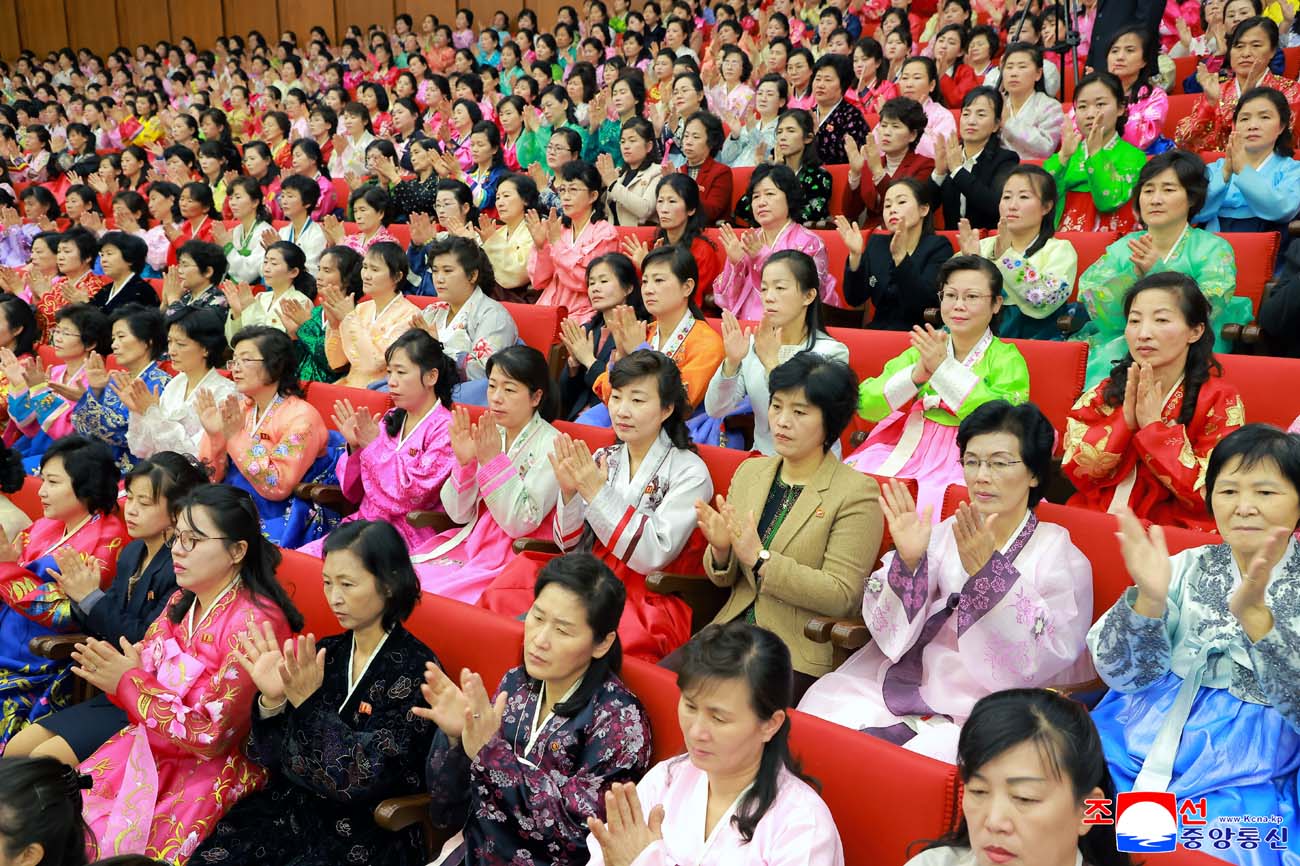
[301,381,393,432]
[11,475,43,521]
[1217,354,1300,429]
[1221,232,1278,319]
[501,302,565,356]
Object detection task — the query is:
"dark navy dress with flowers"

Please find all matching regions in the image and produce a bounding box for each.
[193,625,439,866]
[426,665,653,865]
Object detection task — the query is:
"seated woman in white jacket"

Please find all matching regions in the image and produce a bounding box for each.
[704,250,849,454]
[213,177,272,285]
[124,306,238,459]
[223,241,316,341]
[586,621,845,866]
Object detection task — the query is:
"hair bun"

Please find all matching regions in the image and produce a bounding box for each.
[60,765,94,795]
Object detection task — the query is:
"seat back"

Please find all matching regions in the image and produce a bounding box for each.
[1163,94,1201,138]
[1171,55,1198,93]
[1216,355,1300,428]
[1060,231,1120,300]
[10,475,43,521]
[302,381,393,431]
[1286,45,1300,79]
[1220,232,1278,317]
[554,419,618,451]
[698,444,756,497]
[790,711,961,866]
[330,178,351,212]
[614,225,659,247]
[502,302,565,355]
[1004,338,1088,442]
[278,548,336,636]
[619,658,686,762]
[730,166,755,216]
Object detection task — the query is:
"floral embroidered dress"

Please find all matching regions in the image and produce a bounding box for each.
[1121,85,1170,151]
[127,369,239,460]
[35,271,112,342]
[191,626,439,866]
[198,395,338,547]
[1175,72,1300,152]
[1074,228,1249,388]
[8,363,89,472]
[72,362,172,472]
[0,512,126,745]
[1044,134,1145,232]
[299,404,456,557]
[797,512,1094,762]
[324,294,420,388]
[80,584,294,865]
[412,413,560,602]
[426,665,653,866]
[714,222,840,320]
[421,290,521,402]
[1062,374,1245,531]
[1088,540,1300,866]
[845,331,1030,518]
[978,236,1077,341]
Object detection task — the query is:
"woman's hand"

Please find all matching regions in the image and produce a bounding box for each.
[953,502,999,576]
[448,406,479,466]
[412,661,470,738]
[844,134,866,176]
[322,214,346,244]
[621,234,651,269]
[259,226,281,250]
[459,669,508,760]
[1229,525,1291,642]
[957,218,981,256]
[1127,362,1166,428]
[71,635,141,695]
[0,348,27,392]
[596,151,620,188]
[992,217,1013,258]
[279,633,327,707]
[211,221,232,246]
[1127,233,1158,277]
[607,304,649,358]
[473,412,502,465]
[560,317,598,369]
[222,281,257,319]
[879,478,932,571]
[720,497,763,569]
[549,433,607,503]
[719,309,752,374]
[695,495,735,565]
[48,547,101,603]
[277,297,310,338]
[161,266,185,304]
[1058,117,1080,161]
[234,616,288,706]
[1196,63,1221,105]
[752,315,782,372]
[195,386,225,436]
[834,214,865,259]
[1115,508,1173,618]
[910,324,949,384]
[586,782,665,866]
[717,222,748,264]
[80,211,105,234]
[331,398,365,450]
[320,283,356,326]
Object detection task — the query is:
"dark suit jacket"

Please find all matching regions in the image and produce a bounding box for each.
[89,274,160,315]
[71,539,177,644]
[844,232,955,330]
[936,144,1021,230]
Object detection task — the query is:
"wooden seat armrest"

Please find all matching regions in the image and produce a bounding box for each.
[405,511,461,532]
[374,793,432,832]
[1220,322,1262,344]
[646,572,708,595]
[307,484,359,516]
[803,616,844,644]
[830,620,870,650]
[293,482,319,501]
[30,634,87,660]
[512,538,562,554]
[1049,677,1108,698]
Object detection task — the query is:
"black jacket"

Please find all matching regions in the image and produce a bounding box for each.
[936,144,1020,231]
[843,233,955,331]
[89,274,160,315]
[71,539,177,644]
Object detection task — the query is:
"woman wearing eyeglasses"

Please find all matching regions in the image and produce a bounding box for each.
[799,401,1095,763]
[196,327,334,547]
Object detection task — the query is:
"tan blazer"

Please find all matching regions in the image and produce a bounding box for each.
[703,452,883,677]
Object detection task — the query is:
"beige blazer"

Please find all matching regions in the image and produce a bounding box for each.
[703,452,882,677]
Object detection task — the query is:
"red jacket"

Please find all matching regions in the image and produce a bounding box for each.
[679,157,733,225]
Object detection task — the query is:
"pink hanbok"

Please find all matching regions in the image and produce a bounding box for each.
[585,760,845,866]
[797,513,1094,763]
[713,222,840,320]
[527,220,619,323]
[298,403,456,557]
[411,412,559,602]
[80,584,294,864]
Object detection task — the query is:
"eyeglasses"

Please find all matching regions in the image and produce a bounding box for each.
[50,328,81,341]
[546,142,572,153]
[168,529,232,553]
[960,457,1024,474]
[226,356,264,370]
[940,292,993,305]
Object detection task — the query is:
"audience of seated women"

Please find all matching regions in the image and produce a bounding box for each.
[801,401,1094,761]
[588,622,845,864]
[676,111,734,224]
[932,88,1021,233]
[6,303,110,471]
[1074,149,1249,388]
[895,57,958,160]
[70,304,172,471]
[75,484,303,864]
[904,689,1132,866]
[845,256,1030,516]
[716,165,839,321]
[1196,86,1300,234]
[6,452,206,766]
[214,177,273,287]
[1103,25,1169,152]
[1045,72,1145,233]
[734,109,833,228]
[0,436,126,748]
[962,165,1078,341]
[1089,424,1300,866]
[425,553,653,864]
[194,520,438,866]
[1064,272,1246,531]
[197,327,334,547]
[705,251,851,454]
[36,229,109,338]
[271,175,329,276]
[273,245,358,384]
[698,354,881,698]
[161,241,229,319]
[224,242,317,341]
[841,178,955,331]
[475,173,537,302]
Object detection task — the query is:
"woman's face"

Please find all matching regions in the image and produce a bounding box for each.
[167,323,209,375]
[342,111,366,136]
[469,131,496,166]
[262,247,295,287]
[587,262,632,312]
[278,187,305,219]
[679,675,783,778]
[619,127,652,167]
[359,87,378,111]
[934,31,964,67]
[171,505,245,594]
[541,93,567,126]
[99,243,130,280]
[960,95,999,146]
[1236,95,1284,153]
[352,198,381,232]
[148,191,174,223]
[64,193,89,221]
[1106,32,1145,82]
[176,254,209,291]
[361,251,398,296]
[939,268,1000,338]
[998,174,1051,235]
[961,430,1036,516]
[120,149,142,176]
[1124,287,1204,372]
[559,177,598,219]
[611,81,635,117]
[198,153,222,179]
[111,319,151,369]
[38,456,88,523]
[1072,82,1120,140]
[639,258,692,320]
[758,259,814,331]
[179,189,203,220]
[1211,455,1300,558]
[428,252,474,304]
[672,78,703,115]
[680,119,711,165]
[486,367,542,430]
[885,32,908,61]
[897,62,933,102]
[498,102,523,134]
[434,190,468,226]
[876,115,918,155]
[385,345,435,410]
[787,53,811,87]
[495,180,525,222]
[754,82,783,118]
[881,183,926,232]
[524,583,611,687]
[653,53,673,80]
[750,176,791,227]
[963,740,1099,866]
[1224,0,1254,30]
[1230,25,1273,79]
[392,102,415,132]
[1137,166,1191,229]
[655,185,690,230]
[775,117,808,159]
[123,475,173,542]
[720,51,744,84]
[768,384,826,460]
[999,51,1041,95]
[608,371,673,446]
[55,240,86,276]
[967,34,992,67]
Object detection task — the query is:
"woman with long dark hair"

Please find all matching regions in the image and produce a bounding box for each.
[1064,272,1246,530]
[621,174,723,305]
[425,553,652,864]
[588,621,844,863]
[75,484,302,863]
[0,757,93,866]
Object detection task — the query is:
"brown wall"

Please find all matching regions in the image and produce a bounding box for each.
[0,0,544,59]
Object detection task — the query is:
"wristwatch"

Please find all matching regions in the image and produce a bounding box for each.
[753,549,771,575]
